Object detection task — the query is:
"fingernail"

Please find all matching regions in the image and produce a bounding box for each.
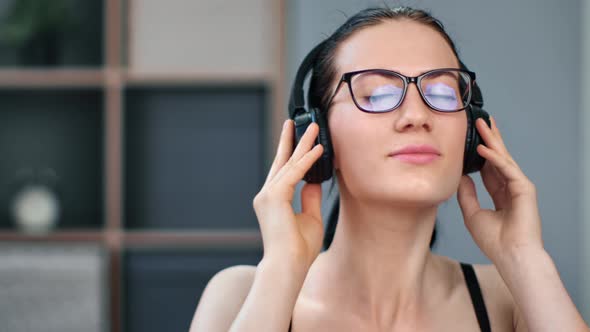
[284,119,290,127]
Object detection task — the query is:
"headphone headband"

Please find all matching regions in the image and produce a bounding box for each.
[288,40,328,118]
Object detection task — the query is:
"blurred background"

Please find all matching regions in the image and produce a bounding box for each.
[0,0,587,331]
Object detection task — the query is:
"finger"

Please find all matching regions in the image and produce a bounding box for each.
[489,117,515,159]
[476,118,508,154]
[265,119,294,184]
[457,174,481,220]
[479,160,509,210]
[275,143,324,188]
[458,175,502,254]
[489,116,508,152]
[477,117,524,177]
[477,143,539,209]
[266,120,297,183]
[490,116,502,136]
[290,122,320,162]
[476,144,521,179]
[299,183,326,257]
[271,123,320,184]
[301,182,322,221]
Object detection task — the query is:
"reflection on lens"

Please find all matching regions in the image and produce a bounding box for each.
[352,72,404,112]
[367,84,402,111]
[424,82,458,110]
[421,70,469,111]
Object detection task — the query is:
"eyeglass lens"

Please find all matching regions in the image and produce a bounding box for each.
[350,70,471,112]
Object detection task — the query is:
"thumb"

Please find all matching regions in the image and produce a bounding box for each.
[301,182,322,221]
[457,175,481,221]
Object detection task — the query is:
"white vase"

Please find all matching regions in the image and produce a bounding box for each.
[11,184,60,234]
[10,167,61,235]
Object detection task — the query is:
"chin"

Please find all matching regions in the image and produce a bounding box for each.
[379,190,444,207]
[366,175,454,207]
[338,166,460,205]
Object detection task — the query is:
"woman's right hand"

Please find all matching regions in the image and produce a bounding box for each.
[252,119,326,271]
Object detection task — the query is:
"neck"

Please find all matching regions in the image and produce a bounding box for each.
[322,190,439,326]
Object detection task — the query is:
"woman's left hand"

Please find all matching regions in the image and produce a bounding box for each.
[457,116,543,264]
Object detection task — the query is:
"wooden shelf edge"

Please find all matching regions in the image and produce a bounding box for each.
[0,230,105,242]
[0,69,105,88]
[124,70,275,86]
[0,69,277,87]
[123,230,262,246]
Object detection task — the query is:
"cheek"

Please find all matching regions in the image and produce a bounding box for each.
[443,116,469,183]
[328,110,379,171]
[450,123,468,160]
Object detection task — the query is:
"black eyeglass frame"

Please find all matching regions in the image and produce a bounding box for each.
[325,68,477,113]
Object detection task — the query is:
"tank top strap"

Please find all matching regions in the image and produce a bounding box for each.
[460,262,492,332]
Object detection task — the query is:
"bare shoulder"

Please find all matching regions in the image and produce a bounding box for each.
[471,263,512,302]
[189,264,257,332]
[472,263,520,331]
[432,254,519,331]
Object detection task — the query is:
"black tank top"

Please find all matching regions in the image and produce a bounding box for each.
[288,262,491,331]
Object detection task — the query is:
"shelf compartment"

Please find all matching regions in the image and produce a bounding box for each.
[0,88,105,231]
[123,247,262,332]
[0,0,104,67]
[0,243,109,332]
[123,85,267,230]
[127,0,276,75]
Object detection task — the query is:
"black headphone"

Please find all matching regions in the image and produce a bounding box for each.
[288,41,491,184]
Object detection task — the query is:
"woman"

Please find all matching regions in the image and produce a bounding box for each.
[190,6,588,331]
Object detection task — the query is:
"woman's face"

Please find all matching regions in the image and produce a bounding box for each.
[328,19,467,207]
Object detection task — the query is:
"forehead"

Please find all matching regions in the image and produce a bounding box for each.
[334,19,459,76]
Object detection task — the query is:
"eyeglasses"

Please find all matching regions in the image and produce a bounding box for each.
[325,68,476,113]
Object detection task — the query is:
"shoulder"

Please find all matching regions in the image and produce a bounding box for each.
[189,264,257,332]
[432,254,519,332]
[471,263,521,332]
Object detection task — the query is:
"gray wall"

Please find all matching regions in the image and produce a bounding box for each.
[287,0,585,317]
[581,0,590,321]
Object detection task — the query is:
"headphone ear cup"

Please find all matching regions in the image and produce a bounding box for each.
[292,108,333,183]
[308,108,333,183]
[463,105,491,174]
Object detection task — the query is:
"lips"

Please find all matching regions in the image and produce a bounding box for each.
[389,144,441,156]
[388,144,441,165]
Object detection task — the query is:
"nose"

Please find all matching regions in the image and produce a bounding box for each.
[393,82,433,132]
